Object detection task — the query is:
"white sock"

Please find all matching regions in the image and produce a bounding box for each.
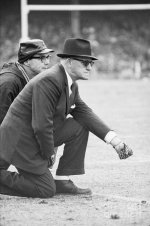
[55,175,70,180]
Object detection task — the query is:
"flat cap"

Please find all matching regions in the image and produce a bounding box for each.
[18,39,54,63]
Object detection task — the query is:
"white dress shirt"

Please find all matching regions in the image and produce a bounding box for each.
[64,67,73,96]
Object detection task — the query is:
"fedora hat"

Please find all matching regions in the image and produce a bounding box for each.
[18,39,54,63]
[57,38,98,60]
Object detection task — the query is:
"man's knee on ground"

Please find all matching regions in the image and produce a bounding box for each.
[37,182,56,198]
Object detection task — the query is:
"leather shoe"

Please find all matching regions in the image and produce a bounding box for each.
[55,179,92,195]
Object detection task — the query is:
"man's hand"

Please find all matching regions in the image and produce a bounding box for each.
[114,142,133,159]
[48,147,58,168]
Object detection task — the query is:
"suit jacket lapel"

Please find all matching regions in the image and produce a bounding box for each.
[59,64,70,115]
[65,84,70,115]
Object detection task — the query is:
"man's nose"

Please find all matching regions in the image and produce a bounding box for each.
[86,63,92,70]
[44,58,50,65]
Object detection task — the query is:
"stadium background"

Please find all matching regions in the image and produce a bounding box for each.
[0,0,150,79]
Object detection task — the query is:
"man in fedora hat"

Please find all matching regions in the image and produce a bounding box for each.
[0,39,54,124]
[0,38,133,198]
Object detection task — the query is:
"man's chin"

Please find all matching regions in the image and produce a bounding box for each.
[42,67,48,70]
[75,74,89,81]
[79,75,89,80]
[81,77,88,80]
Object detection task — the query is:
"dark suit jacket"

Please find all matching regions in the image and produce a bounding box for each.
[0,64,110,175]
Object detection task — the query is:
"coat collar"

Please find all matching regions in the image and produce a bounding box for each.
[58,63,68,86]
[0,62,27,84]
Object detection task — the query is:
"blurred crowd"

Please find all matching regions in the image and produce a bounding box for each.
[1,10,150,79]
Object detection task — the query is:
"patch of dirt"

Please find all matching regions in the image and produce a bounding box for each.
[0,192,150,226]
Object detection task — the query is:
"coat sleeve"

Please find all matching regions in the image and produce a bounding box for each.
[32,78,60,159]
[70,88,111,141]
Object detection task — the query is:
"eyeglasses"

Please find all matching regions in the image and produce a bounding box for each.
[72,57,95,67]
[31,55,51,63]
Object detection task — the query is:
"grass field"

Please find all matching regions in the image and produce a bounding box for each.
[0,79,150,226]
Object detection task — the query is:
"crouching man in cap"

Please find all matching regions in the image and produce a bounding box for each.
[0,38,133,198]
[0,39,54,124]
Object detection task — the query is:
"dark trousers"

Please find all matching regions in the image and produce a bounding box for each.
[0,118,89,197]
[54,117,89,176]
[0,164,55,198]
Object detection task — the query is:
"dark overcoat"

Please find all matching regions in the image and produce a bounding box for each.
[0,64,110,175]
[0,62,27,124]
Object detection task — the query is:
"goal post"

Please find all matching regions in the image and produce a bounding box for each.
[20,0,150,40]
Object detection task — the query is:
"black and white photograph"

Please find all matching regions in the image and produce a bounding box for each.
[0,0,150,225]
